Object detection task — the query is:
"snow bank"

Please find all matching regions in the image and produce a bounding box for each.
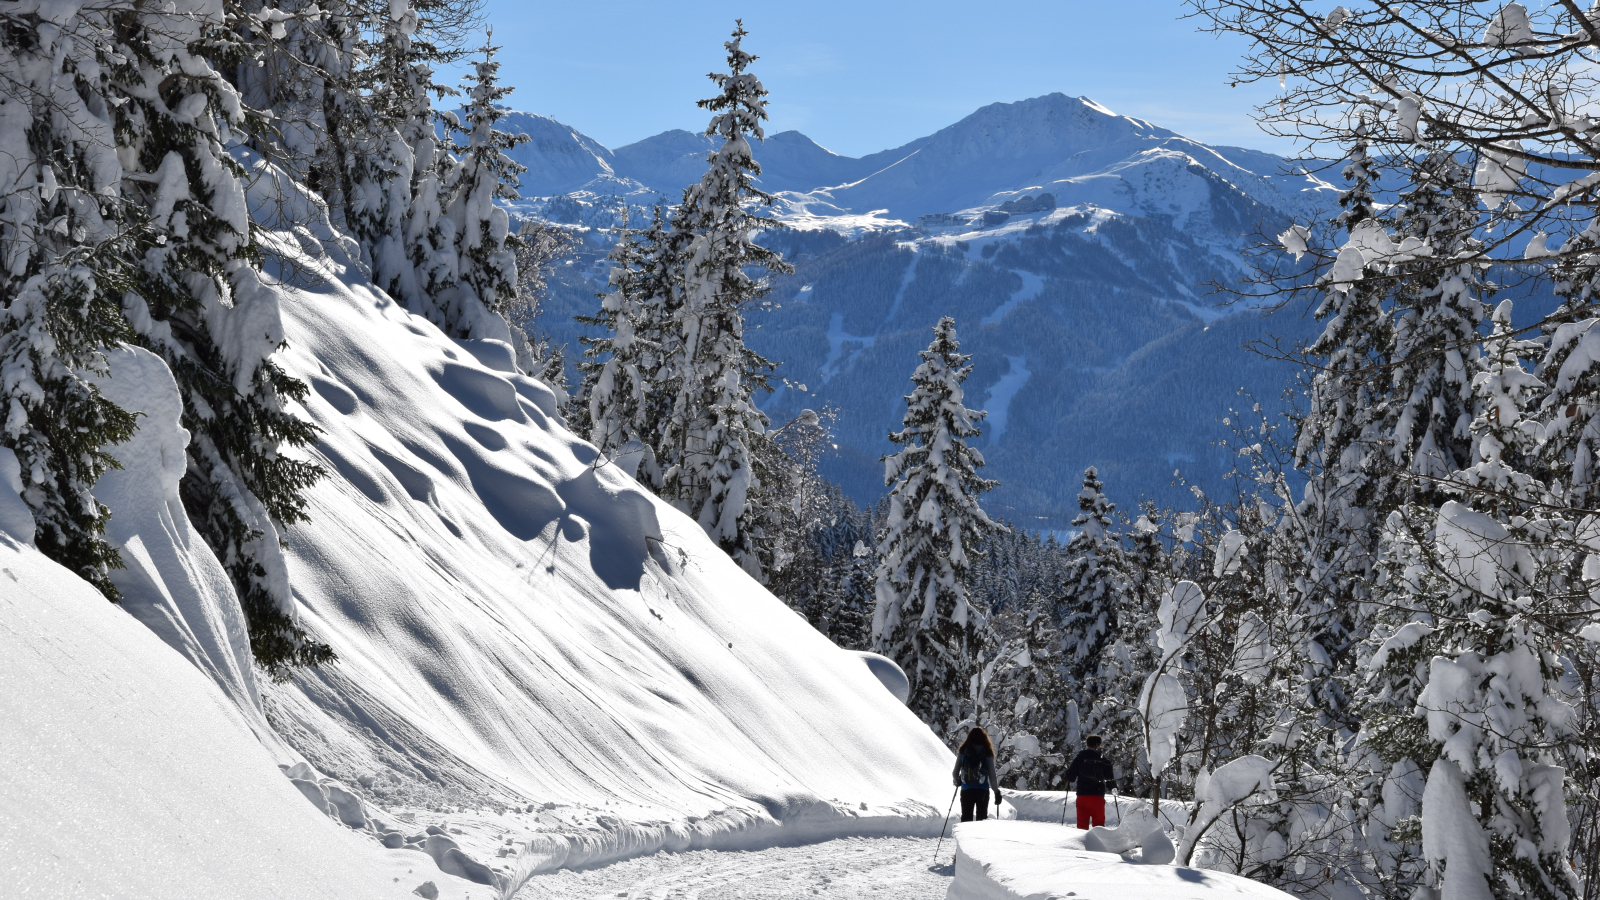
[234,164,953,881]
[0,536,478,900]
[948,820,1294,900]
[1004,789,1189,829]
[91,346,284,753]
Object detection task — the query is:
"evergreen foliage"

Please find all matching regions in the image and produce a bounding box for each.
[0,268,137,596]
[0,19,139,596]
[0,0,485,677]
[1057,467,1127,684]
[658,21,792,579]
[440,31,525,337]
[578,207,678,485]
[873,316,1002,734]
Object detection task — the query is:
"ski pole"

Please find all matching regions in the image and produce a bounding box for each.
[934,787,959,863]
[1060,789,1069,827]
[1113,788,1122,825]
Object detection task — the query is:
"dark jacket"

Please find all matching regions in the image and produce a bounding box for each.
[1065,748,1116,797]
[952,749,999,791]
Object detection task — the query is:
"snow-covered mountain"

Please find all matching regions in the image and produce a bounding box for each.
[520,94,1333,521]
[785,94,1322,229]
[613,128,875,197]
[496,110,622,197]
[502,94,1329,231]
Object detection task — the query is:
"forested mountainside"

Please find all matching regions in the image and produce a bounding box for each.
[509,93,1337,519]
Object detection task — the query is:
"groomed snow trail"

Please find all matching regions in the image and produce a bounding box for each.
[516,836,952,899]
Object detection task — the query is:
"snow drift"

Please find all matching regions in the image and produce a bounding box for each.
[949,820,1295,900]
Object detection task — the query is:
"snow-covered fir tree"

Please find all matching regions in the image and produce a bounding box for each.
[658,21,791,579]
[1539,242,1600,507]
[1386,150,1485,498]
[0,17,139,596]
[438,31,527,342]
[1078,506,1167,791]
[349,0,438,307]
[119,0,332,676]
[579,207,681,484]
[873,317,1003,734]
[1057,467,1128,685]
[1286,138,1395,736]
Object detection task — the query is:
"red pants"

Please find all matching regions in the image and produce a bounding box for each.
[1076,794,1106,830]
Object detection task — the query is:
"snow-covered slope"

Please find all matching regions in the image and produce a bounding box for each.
[232,160,953,873]
[495,110,622,197]
[0,515,469,900]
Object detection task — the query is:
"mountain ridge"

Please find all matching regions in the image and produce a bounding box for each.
[499,93,1331,232]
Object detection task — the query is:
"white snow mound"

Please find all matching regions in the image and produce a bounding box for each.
[949,820,1295,900]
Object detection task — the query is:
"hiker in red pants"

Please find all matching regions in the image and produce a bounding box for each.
[1063,734,1116,829]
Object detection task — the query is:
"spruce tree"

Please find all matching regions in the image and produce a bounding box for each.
[579,207,678,483]
[873,317,1003,734]
[1057,467,1127,685]
[1288,138,1395,735]
[437,30,526,341]
[0,17,138,595]
[1541,254,1600,507]
[0,268,136,596]
[348,0,435,307]
[659,21,792,579]
[1387,150,1485,498]
[114,0,332,677]
[1296,139,1394,517]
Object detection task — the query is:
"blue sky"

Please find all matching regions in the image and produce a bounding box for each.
[444,1,1293,159]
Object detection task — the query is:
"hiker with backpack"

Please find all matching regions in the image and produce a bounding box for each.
[1064,734,1116,829]
[951,727,1001,822]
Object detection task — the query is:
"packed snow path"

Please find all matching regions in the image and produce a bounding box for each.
[515,836,951,899]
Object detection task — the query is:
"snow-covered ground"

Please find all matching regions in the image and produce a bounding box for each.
[0,529,475,900]
[514,835,953,899]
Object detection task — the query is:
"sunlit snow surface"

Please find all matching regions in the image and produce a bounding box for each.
[0,535,473,900]
[246,168,954,877]
[950,820,1295,900]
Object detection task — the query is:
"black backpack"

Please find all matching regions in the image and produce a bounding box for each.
[957,750,988,786]
[1078,753,1114,785]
